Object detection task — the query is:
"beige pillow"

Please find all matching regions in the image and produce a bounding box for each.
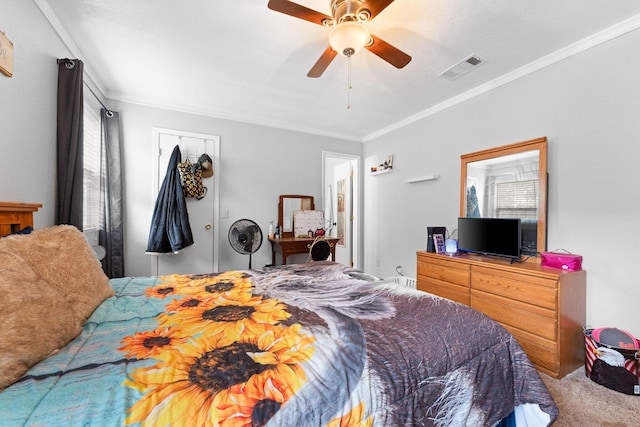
[1,225,114,323]
[0,249,82,391]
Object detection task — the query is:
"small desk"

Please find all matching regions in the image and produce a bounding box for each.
[269,236,340,265]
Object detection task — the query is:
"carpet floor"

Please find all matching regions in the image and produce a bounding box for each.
[539,366,638,426]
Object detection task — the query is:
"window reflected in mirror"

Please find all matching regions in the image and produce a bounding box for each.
[461,137,547,257]
[465,150,539,255]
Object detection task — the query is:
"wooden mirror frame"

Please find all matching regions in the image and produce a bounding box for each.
[460,137,548,257]
[278,195,314,238]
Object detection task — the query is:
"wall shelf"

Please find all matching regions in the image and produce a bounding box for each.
[370,154,393,175]
[404,174,440,183]
[370,168,392,176]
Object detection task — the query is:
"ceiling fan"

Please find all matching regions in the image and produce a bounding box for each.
[268,0,411,78]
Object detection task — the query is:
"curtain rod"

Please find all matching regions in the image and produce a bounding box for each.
[57,58,114,117]
[85,83,114,117]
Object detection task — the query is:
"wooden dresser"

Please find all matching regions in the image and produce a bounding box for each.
[0,202,41,236]
[416,251,586,379]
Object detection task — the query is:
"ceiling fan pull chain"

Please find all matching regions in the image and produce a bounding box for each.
[347,54,352,109]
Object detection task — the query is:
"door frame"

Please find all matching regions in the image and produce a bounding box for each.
[151,127,221,275]
[322,151,361,269]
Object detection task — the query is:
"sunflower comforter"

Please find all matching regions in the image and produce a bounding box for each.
[0,262,557,426]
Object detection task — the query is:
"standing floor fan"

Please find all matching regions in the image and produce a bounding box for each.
[228,219,263,269]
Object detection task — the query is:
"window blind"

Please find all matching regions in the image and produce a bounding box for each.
[83,100,101,229]
[496,180,538,220]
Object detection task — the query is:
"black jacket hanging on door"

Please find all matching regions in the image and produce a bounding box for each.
[146,145,194,254]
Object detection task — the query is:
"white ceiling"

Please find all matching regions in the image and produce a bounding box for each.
[36,0,640,141]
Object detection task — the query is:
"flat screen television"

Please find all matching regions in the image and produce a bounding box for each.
[457,217,521,260]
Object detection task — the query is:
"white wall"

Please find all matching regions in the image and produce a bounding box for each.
[364,29,640,337]
[111,101,362,277]
[0,0,71,226]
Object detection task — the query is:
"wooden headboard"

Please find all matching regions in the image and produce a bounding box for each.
[0,202,42,237]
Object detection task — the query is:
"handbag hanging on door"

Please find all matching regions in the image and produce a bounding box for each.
[178,159,207,200]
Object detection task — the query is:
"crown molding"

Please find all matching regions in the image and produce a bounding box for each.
[108,90,363,142]
[32,0,640,143]
[363,13,640,142]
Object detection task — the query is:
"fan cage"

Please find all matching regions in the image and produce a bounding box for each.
[228,220,263,255]
[386,275,417,289]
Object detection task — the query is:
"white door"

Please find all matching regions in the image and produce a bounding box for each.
[322,151,359,269]
[152,128,220,276]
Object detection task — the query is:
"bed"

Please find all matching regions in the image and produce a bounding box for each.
[0,202,558,426]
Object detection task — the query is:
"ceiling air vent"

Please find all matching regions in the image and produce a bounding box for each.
[438,54,486,80]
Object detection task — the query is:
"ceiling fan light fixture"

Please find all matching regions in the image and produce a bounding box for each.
[329,21,370,56]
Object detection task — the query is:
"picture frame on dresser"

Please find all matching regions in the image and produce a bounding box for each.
[433,234,445,254]
[427,226,447,252]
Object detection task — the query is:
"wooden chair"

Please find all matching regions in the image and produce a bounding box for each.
[306,236,332,262]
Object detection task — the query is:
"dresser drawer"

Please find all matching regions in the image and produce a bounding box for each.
[471,289,557,341]
[473,265,558,288]
[471,267,557,310]
[417,257,469,287]
[502,324,558,374]
[417,276,469,305]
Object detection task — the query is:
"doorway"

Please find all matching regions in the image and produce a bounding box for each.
[151,128,220,276]
[322,151,360,269]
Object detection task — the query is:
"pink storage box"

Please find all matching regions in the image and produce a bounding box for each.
[540,251,582,271]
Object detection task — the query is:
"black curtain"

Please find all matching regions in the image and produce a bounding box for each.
[56,58,84,228]
[100,109,125,278]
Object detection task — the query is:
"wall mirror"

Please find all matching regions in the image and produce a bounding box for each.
[460,137,548,257]
[278,195,314,237]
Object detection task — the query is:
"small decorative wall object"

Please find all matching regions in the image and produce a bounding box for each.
[371,155,394,175]
[0,31,14,77]
[379,154,393,170]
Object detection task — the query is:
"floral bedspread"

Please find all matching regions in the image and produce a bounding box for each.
[0,262,557,426]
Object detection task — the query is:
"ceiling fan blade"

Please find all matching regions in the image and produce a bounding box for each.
[361,0,396,20]
[268,0,332,26]
[307,46,338,78]
[365,34,411,69]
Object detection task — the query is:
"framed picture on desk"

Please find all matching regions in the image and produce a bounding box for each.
[293,210,324,238]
